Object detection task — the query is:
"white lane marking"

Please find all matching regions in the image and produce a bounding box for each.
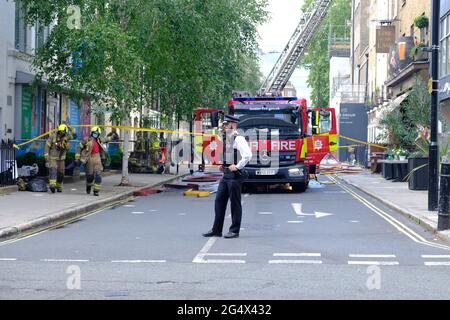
[244,194,250,198]
[269,260,323,264]
[240,228,246,231]
[111,260,166,263]
[0,258,17,261]
[258,212,273,215]
[273,253,321,257]
[193,238,217,263]
[149,210,158,212]
[347,261,399,266]
[349,254,396,258]
[331,176,450,251]
[192,238,246,264]
[291,203,333,219]
[198,259,246,264]
[350,220,360,223]
[292,203,305,216]
[421,255,450,258]
[205,253,247,256]
[131,212,145,214]
[178,213,187,216]
[71,189,77,191]
[32,194,44,197]
[324,191,346,194]
[41,259,89,262]
[124,205,135,208]
[424,262,450,266]
[287,221,304,224]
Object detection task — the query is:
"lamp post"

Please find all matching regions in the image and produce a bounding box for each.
[429,0,440,211]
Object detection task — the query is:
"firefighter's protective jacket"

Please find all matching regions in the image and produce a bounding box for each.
[44,130,76,161]
[75,137,107,164]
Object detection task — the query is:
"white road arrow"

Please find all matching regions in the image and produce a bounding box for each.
[291,203,334,219]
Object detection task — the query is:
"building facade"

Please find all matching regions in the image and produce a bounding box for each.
[363,0,431,153]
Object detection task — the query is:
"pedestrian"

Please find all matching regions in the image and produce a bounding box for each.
[44,124,77,193]
[203,115,252,239]
[75,126,107,196]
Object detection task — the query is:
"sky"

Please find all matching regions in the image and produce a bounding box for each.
[257,0,312,104]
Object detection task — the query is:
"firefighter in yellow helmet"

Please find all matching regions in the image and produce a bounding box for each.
[149,132,161,173]
[44,124,77,193]
[75,126,107,196]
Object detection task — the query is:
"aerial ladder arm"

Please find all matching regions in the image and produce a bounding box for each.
[260,0,333,96]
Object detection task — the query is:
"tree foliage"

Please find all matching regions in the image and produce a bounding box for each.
[16,0,268,183]
[379,77,431,149]
[299,0,351,108]
[17,0,268,120]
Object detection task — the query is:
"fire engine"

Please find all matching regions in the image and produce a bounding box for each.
[192,95,337,192]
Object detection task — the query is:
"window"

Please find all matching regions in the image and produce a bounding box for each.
[15,1,27,52]
[441,14,450,78]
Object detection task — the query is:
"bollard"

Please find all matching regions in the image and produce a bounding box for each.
[438,162,450,231]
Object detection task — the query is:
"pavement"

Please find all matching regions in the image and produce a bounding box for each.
[1,175,449,299]
[338,171,450,243]
[0,169,189,243]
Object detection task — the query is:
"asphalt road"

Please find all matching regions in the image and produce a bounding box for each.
[0,176,449,300]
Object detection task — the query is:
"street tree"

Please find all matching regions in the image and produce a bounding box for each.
[298,0,351,108]
[16,0,267,184]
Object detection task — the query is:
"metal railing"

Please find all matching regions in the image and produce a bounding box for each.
[0,139,17,187]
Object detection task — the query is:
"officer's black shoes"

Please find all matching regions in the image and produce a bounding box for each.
[202,230,222,237]
[57,189,62,193]
[86,186,91,194]
[224,232,239,239]
[93,191,99,197]
[50,186,56,194]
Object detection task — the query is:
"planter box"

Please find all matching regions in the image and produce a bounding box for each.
[393,161,409,182]
[408,157,429,190]
[382,162,394,180]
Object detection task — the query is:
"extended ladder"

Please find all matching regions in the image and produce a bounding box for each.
[260,0,333,95]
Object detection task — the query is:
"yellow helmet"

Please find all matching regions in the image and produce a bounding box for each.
[58,124,68,134]
[91,126,102,135]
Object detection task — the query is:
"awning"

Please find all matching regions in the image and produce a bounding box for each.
[15,71,35,84]
[389,91,410,110]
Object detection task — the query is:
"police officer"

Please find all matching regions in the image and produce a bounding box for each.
[203,115,252,239]
[44,124,76,193]
[75,126,107,196]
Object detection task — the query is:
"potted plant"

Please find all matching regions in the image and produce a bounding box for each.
[414,15,429,29]
[410,43,428,61]
[406,135,429,190]
[397,148,409,161]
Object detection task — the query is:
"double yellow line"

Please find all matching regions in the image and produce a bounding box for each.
[329,175,450,251]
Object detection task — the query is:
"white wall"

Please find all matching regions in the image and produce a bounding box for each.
[0,0,16,140]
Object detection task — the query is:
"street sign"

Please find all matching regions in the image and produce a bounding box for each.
[376,25,396,53]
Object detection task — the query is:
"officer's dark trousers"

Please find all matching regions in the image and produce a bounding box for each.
[212,172,243,234]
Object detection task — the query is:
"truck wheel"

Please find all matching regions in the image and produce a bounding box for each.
[292,182,307,193]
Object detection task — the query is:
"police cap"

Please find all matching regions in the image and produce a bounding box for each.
[223,115,239,124]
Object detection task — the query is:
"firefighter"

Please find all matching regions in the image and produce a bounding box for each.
[149,132,161,173]
[44,124,76,194]
[75,126,107,196]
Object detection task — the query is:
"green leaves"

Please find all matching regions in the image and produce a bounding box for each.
[19,0,268,122]
[299,0,351,108]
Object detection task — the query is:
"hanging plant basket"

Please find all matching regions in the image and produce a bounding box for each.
[414,16,429,29]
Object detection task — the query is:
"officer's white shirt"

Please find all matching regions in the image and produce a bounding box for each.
[232,132,252,170]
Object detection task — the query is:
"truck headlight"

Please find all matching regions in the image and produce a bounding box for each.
[288,168,303,177]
